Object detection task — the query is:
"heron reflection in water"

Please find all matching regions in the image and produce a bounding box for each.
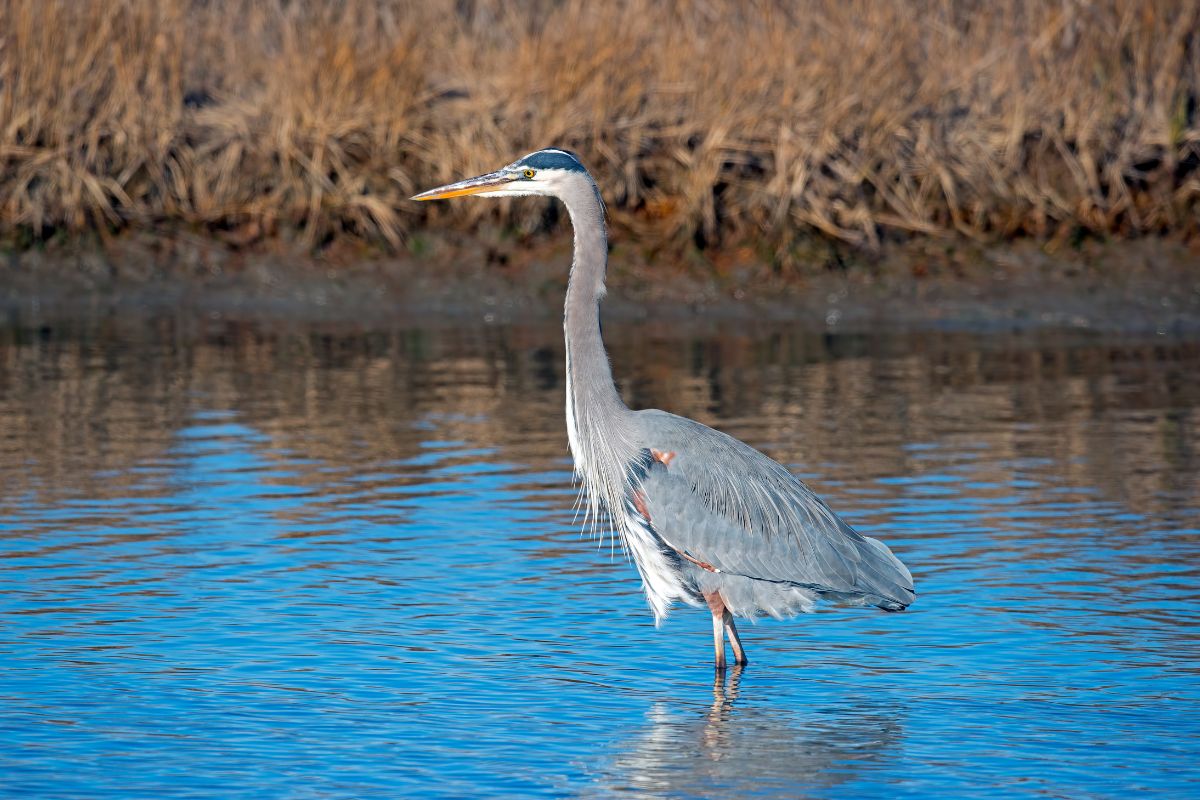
[588,666,905,797]
[414,150,915,668]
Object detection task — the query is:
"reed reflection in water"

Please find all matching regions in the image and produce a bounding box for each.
[1,314,1197,797]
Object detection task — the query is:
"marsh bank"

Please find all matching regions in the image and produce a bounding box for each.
[2,235,1197,336]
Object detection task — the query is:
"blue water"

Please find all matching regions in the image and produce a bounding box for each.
[1,317,1198,797]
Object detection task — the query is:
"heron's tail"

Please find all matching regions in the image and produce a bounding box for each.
[856,534,916,610]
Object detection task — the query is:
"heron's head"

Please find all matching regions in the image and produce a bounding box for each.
[411,148,589,202]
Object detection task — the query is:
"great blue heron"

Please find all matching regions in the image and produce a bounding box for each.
[413,149,915,669]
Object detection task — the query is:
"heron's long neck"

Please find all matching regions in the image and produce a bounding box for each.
[563,185,624,416]
[560,177,637,514]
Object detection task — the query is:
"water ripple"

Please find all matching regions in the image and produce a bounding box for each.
[1,317,1197,797]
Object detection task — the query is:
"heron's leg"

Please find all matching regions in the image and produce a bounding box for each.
[724,612,748,666]
[711,611,726,670]
[704,592,727,670]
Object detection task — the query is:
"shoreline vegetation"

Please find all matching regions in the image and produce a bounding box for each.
[1,0,1198,270]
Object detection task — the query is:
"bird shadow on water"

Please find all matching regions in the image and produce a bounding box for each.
[584,666,905,798]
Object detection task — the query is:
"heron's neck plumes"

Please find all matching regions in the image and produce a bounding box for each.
[559,175,640,547]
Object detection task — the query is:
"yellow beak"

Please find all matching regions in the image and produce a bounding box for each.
[411,170,516,201]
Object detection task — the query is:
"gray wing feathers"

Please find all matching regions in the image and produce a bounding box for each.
[635,410,915,609]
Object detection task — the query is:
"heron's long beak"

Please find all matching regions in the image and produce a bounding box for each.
[411,170,516,201]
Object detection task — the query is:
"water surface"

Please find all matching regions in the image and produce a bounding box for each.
[2,314,1198,797]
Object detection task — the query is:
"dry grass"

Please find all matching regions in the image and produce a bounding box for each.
[1,0,1198,258]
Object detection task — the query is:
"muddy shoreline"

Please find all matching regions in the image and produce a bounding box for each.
[2,234,1197,335]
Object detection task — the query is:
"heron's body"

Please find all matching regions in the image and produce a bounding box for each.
[414,149,915,668]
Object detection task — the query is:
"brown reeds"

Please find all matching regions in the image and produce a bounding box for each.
[1,0,1197,257]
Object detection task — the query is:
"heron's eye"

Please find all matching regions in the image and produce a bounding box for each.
[523,168,536,179]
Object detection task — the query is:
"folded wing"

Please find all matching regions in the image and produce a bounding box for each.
[635,410,915,609]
